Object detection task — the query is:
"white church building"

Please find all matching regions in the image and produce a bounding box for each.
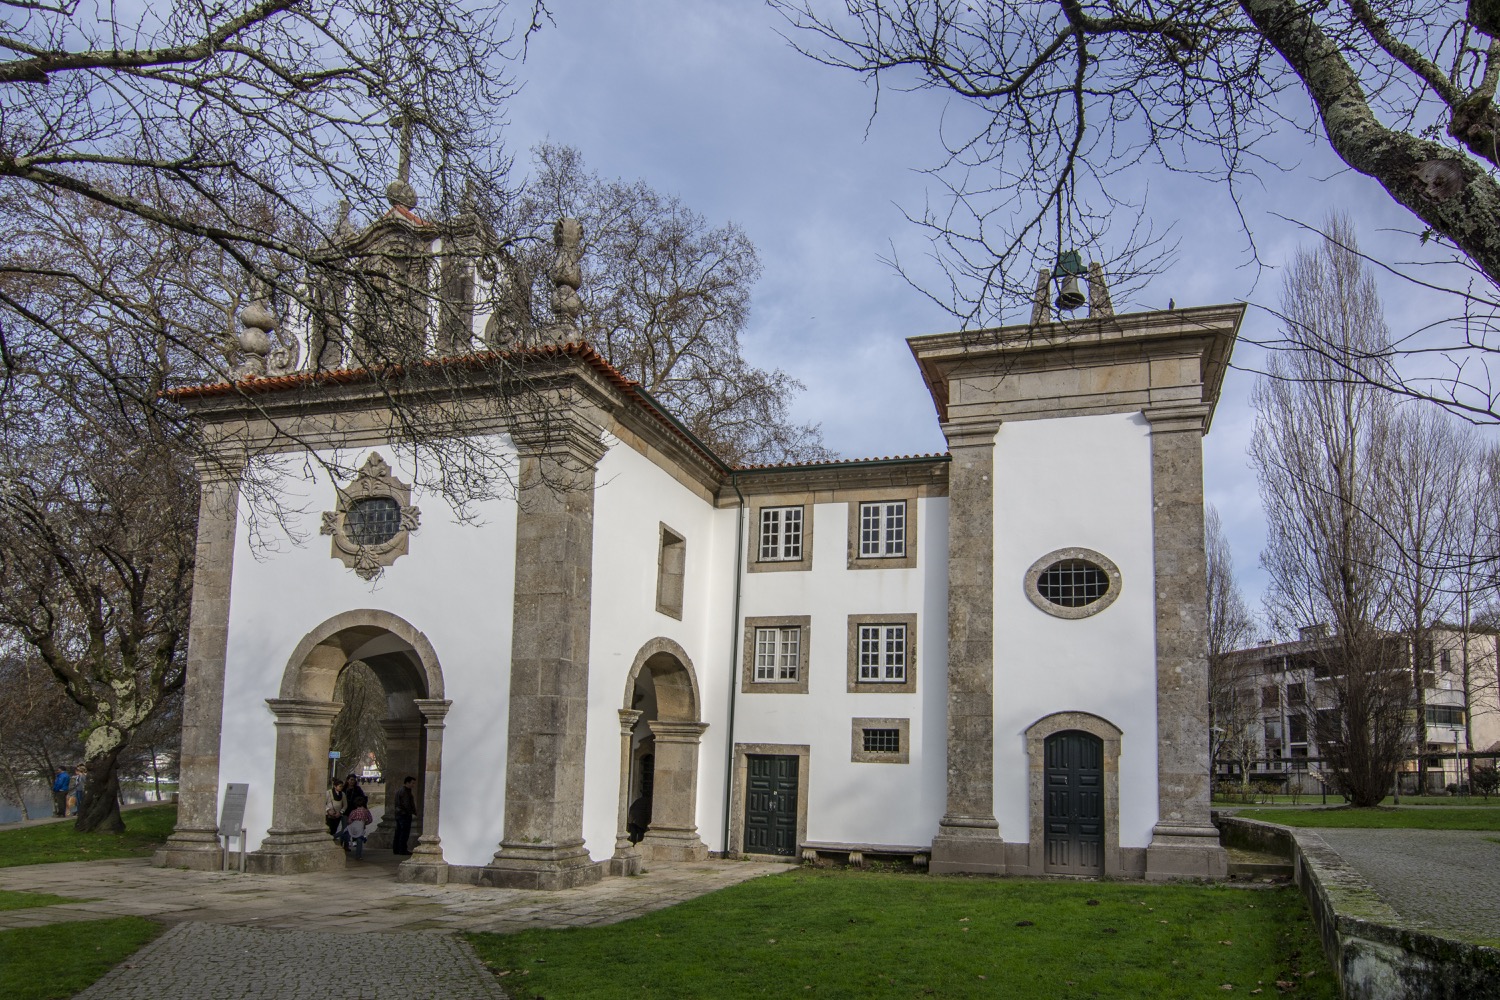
[156,207,1242,887]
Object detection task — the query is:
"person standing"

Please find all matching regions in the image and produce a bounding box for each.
[392,776,417,856]
[69,765,87,817]
[324,778,345,839]
[51,768,71,817]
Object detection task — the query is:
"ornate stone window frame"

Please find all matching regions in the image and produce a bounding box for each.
[740,616,811,694]
[321,452,421,581]
[846,491,919,570]
[845,613,918,693]
[850,717,910,764]
[1024,547,1122,620]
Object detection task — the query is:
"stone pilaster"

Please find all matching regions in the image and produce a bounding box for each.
[1143,403,1228,880]
[637,720,710,862]
[482,413,607,890]
[399,698,452,884]
[609,709,644,876]
[156,458,242,871]
[930,420,1006,875]
[248,696,345,874]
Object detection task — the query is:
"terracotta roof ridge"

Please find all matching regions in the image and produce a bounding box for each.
[733,452,950,472]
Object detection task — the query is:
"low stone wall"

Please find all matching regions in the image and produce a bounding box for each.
[1215,815,1500,1000]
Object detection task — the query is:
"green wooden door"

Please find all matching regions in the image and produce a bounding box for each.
[1044,730,1104,875]
[744,754,799,856]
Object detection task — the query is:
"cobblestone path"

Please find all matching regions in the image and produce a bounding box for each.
[1314,828,1500,941]
[75,923,506,1000]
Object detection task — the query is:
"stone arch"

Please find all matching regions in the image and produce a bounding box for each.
[250,610,450,880]
[1024,711,1124,878]
[612,638,708,870]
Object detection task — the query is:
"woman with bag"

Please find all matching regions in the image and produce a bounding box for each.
[324,778,344,839]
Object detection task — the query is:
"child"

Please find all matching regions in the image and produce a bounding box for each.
[345,803,373,860]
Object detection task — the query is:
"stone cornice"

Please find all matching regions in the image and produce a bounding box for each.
[716,456,949,506]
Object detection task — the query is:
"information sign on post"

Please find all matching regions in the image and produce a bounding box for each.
[218,782,249,873]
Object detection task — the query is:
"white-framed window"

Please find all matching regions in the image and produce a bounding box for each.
[858,624,907,682]
[858,501,906,558]
[754,626,802,682]
[758,506,803,561]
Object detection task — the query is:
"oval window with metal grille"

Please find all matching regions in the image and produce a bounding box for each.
[345,496,402,546]
[1024,548,1122,619]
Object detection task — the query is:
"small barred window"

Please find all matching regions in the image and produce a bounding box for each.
[1036,559,1110,608]
[862,728,901,754]
[345,497,402,546]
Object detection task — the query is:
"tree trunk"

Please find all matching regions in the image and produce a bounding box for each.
[74,745,125,833]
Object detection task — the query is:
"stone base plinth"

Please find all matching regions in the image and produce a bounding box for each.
[1145,825,1228,881]
[245,831,345,875]
[608,851,643,877]
[638,830,709,863]
[397,857,450,884]
[481,843,603,890]
[930,831,1007,875]
[153,830,224,871]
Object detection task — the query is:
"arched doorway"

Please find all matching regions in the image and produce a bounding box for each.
[613,639,707,869]
[1025,711,1123,878]
[250,610,450,881]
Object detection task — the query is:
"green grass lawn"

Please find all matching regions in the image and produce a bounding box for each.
[467,869,1336,1000]
[1216,794,1500,807]
[0,891,79,911]
[0,918,160,1000]
[0,805,176,868]
[1236,806,1500,829]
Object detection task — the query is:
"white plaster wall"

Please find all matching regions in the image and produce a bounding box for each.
[732,496,950,847]
[218,440,518,867]
[992,413,1160,849]
[582,437,734,861]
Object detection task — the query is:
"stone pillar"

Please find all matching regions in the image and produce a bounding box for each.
[931,420,1006,874]
[638,720,710,862]
[156,458,242,871]
[610,709,644,876]
[248,695,345,874]
[399,698,452,884]
[1143,403,1228,880]
[483,414,606,890]
[371,719,423,849]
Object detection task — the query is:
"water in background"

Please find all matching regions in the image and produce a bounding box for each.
[0,785,170,825]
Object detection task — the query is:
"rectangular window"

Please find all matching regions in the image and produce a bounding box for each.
[862,728,901,754]
[858,624,907,682]
[1261,685,1279,708]
[1426,705,1466,728]
[1286,683,1306,706]
[656,524,686,619]
[754,627,801,682]
[1288,714,1308,744]
[758,506,803,561]
[858,501,906,558]
[850,717,910,763]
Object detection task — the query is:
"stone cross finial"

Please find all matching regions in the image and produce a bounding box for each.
[544,217,584,343]
[1029,269,1052,326]
[1087,262,1115,318]
[386,116,419,210]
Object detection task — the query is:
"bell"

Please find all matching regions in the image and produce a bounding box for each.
[1054,274,1086,311]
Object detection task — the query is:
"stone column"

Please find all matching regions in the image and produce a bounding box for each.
[610,709,644,876]
[931,420,1006,874]
[248,696,345,874]
[371,719,423,849]
[156,458,242,871]
[638,720,710,862]
[399,698,452,884]
[1143,403,1228,880]
[483,413,607,890]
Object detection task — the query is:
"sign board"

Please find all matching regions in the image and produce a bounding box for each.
[328,750,341,759]
[218,782,249,837]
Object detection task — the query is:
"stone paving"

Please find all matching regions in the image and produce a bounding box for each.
[75,922,507,1000]
[0,851,790,998]
[1313,828,1500,942]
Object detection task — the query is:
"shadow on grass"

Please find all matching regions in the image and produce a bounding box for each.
[0,805,177,868]
[468,868,1338,1000]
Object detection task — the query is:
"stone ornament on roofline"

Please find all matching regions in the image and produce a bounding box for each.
[321,453,421,581]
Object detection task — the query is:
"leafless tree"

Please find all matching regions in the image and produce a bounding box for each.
[1206,505,1259,787]
[1252,217,1412,806]
[0,656,88,819]
[330,662,388,779]
[1450,444,1500,756]
[775,1,1500,419]
[507,144,834,465]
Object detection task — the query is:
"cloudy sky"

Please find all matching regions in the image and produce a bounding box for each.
[494,1,1490,627]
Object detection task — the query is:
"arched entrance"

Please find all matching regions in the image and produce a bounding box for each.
[612,638,707,871]
[1025,711,1123,878]
[250,610,451,882]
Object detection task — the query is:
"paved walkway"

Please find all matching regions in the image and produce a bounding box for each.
[1313,828,1500,942]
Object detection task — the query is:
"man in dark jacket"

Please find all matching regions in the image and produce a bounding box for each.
[51,768,70,817]
[392,776,417,856]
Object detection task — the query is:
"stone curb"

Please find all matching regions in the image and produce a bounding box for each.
[1217,815,1500,1000]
